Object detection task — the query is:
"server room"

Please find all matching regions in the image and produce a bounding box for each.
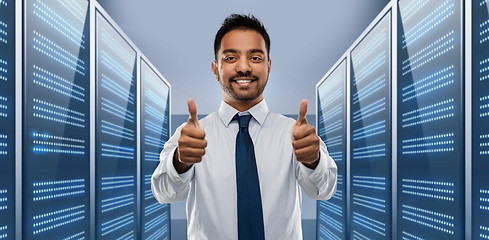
[0,0,487,239]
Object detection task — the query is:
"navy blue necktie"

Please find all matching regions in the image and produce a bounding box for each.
[233,114,265,240]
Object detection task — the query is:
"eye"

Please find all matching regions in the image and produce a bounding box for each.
[250,56,263,62]
[224,56,237,62]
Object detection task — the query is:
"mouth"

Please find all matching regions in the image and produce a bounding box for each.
[231,78,256,87]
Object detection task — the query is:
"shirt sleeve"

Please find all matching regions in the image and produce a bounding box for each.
[151,122,194,204]
[295,139,338,200]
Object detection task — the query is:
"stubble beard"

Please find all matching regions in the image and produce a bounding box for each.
[219,73,267,102]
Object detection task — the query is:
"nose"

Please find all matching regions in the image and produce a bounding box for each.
[235,58,251,73]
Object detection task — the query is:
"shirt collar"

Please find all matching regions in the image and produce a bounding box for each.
[218,99,269,127]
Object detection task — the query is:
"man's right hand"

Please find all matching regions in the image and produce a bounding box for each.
[173,98,207,173]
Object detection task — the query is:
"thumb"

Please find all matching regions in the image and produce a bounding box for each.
[296,99,308,125]
[187,98,200,128]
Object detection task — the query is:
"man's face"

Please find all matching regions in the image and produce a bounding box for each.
[212,29,271,104]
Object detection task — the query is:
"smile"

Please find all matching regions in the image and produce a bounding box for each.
[235,80,253,83]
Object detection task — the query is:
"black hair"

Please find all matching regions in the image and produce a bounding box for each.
[214,14,271,60]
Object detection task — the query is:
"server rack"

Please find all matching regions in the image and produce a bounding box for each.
[349,7,392,240]
[397,0,465,239]
[316,57,348,240]
[0,0,16,239]
[139,56,171,240]
[94,6,138,239]
[22,0,91,239]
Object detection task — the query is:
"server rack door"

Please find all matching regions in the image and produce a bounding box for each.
[0,0,16,239]
[472,0,489,239]
[316,58,347,240]
[95,10,137,240]
[397,0,465,239]
[140,58,170,240]
[349,10,392,240]
[22,0,90,239]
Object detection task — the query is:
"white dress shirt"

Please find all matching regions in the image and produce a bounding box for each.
[151,100,337,240]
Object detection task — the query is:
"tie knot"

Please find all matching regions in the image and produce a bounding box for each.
[233,114,252,128]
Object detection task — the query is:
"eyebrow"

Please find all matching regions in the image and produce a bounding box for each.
[249,49,264,55]
[222,49,265,55]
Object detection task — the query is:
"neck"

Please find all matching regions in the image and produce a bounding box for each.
[224,97,263,112]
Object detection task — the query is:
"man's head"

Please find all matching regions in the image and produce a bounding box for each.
[214,14,271,60]
[212,14,272,110]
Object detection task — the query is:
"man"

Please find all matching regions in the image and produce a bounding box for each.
[151,14,337,239]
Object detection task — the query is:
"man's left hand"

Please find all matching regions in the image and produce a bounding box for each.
[291,100,320,169]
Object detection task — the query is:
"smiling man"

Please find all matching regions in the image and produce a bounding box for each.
[151,14,337,240]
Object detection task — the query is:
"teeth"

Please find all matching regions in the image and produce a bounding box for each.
[236,80,252,83]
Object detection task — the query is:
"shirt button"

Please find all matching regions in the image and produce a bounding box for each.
[313,173,319,178]
[175,177,182,182]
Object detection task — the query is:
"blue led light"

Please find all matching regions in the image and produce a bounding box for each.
[101,193,135,213]
[145,89,168,109]
[32,204,86,235]
[32,0,85,48]
[145,119,168,136]
[33,179,85,201]
[353,98,386,122]
[101,120,134,141]
[401,0,454,49]
[0,189,6,211]
[353,52,386,86]
[101,143,134,159]
[352,31,386,67]
[61,231,85,240]
[401,178,454,201]
[319,212,343,233]
[352,120,385,141]
[144,135,165,148]
[144,151,160,162]
[353,176,386,190]
[318,120,342,137]
[101,74,134,104]
[401,98,455,128]
[319,200,342,217]
[401,204,454,235]
[100,212,134,236]
[402,65,454,102]
[101,176,134,191]
[319,89,342,110]
[145,190,153,200]
[0,58,6,81]
[100,31,135,65]
[144,212,168,233]
[100,52,134,84]
[353,212,386,237]
[352,74,386,104]
[353,193,386,213]
[320,104,342,123]
[144,202,168,217]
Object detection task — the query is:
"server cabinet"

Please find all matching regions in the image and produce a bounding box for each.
[0,0,16,238]
[140,58,171,240]
[316,58,347,240]
[95,9,137,239]
[397,0,465,239]
[350,9,392,240]
[22,0,90,239]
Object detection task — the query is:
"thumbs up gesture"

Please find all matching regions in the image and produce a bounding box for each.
[173,98,207,173]
[291,100,320,169]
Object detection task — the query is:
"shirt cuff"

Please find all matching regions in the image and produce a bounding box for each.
[298,150,331,182]
[165,147,194,188]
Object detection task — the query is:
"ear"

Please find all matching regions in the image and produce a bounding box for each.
[268,59,272,73]
[211,61,219,82]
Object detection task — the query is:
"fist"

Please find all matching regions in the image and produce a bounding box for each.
[176,98,207,167]
[291,100,320,168]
